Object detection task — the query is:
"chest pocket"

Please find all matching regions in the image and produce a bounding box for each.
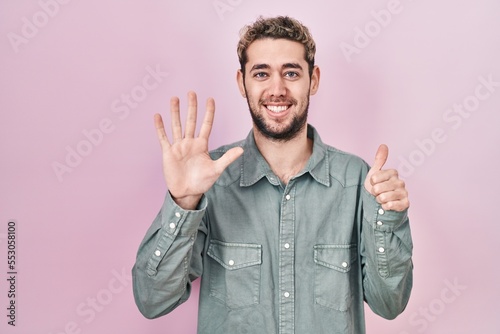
[314,244,358,311]
[207,240,262,309]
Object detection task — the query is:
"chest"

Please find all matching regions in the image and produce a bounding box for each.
[205,177,362,247]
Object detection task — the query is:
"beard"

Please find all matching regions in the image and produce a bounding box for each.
[244,87,310,142]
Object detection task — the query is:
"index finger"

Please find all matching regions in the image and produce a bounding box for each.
[198,97,215,139]
[370,169,398,186]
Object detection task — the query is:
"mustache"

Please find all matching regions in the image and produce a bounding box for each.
[259,97,298,105]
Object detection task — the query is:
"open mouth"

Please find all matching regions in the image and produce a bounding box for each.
[265,105,291,113]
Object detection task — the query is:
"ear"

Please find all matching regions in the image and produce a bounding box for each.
[309,65,320,96]
[236,69,246,98]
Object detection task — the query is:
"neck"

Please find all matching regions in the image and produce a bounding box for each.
[253,125,313,185]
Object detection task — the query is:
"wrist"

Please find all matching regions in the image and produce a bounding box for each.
[170,192,202,210]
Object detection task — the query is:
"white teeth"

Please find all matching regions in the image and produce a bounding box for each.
[266,105,289,113]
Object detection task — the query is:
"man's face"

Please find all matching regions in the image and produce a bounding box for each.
[237,38,320,141]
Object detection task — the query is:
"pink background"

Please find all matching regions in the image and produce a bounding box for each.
[1,0,500,333]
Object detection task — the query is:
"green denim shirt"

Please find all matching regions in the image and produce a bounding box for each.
[132,125,413,334]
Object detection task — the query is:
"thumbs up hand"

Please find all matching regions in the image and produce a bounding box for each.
[364,144,409,212]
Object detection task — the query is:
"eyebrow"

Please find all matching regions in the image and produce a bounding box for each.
[250,64,270,72]
[282,63,303,70]
[250,63,303,72]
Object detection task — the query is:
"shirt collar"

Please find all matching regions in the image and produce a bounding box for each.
[240,124,330,187]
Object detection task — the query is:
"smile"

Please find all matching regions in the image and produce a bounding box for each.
[265,105,291,113]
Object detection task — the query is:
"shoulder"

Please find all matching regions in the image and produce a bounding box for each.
[325,145,369,187]
[308,125,369,187]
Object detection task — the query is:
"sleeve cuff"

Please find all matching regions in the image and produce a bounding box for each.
[160,192,208,236]
[362,186,408,232]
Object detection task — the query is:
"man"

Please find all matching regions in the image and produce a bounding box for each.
[133,16,413,334]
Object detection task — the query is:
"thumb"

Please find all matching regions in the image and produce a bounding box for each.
[214,147,244,174]
[371,144,389,172]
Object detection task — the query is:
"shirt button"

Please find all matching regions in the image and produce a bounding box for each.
[228,260,235,266]
[284,292,290,298]
[285,194,291,200]
[378,247,385,253]
[342,262,348,268]
[169,223,176,229]
[154,250,161,257]
[284,243,290,249]
[378,208,385,215]
[175,212,181,218]
[377,221,383,226]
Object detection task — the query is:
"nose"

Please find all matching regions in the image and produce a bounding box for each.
[268,75,287,97]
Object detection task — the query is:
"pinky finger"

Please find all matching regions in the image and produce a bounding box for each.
[381,198,410,212]
[154,113,171,149]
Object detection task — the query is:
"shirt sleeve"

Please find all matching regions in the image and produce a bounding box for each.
[132,192,207,319]
[360,186,413,320]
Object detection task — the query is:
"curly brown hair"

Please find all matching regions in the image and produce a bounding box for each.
[237,16,316,78]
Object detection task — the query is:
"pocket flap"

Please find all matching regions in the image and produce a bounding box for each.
[208,240,262,270]
[314,244,357,273]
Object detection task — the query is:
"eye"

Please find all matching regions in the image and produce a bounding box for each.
[284,71,299,79]
[253,72,268,79]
